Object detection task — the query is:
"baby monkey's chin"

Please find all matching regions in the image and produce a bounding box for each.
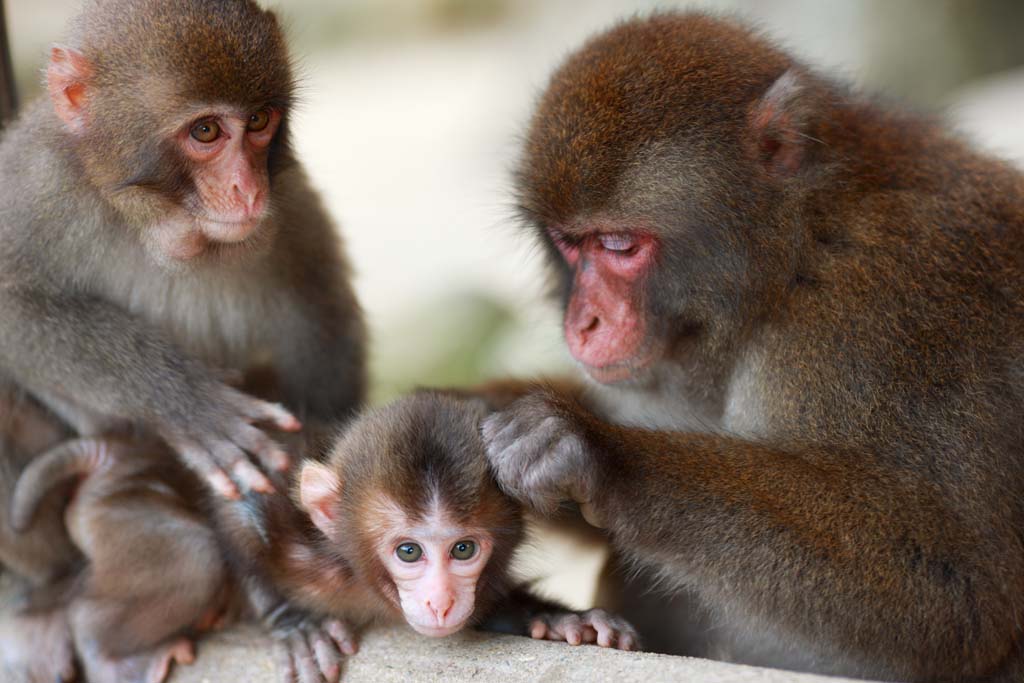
[407,622,468,638]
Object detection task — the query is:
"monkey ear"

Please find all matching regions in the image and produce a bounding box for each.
[47,45,93,134]
[749,69,813,176]
[299,462,342,537]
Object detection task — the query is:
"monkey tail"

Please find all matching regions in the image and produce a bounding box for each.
[9,438,118,533]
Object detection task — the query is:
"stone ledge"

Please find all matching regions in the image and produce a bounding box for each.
[166,625,872,683]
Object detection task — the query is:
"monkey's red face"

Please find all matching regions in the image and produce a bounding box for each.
[549,225,662,383]
[46,43,293,265]
[178,107,282,246]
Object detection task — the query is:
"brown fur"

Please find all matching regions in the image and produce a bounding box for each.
[484,11,1024,682]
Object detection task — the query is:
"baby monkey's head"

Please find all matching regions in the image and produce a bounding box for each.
[299,393,523,637]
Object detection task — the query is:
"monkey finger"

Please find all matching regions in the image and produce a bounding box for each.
[482,413,540,458]
[275,640,298,683]
[247,397,302,433]
[617,632,638,652]
[233,423,291,472]
[529,619,550,640]
[581,609,640,650]
[562,623,584,646]
[480,412,513,447]
[542,614,586,646]
[325,618,359,656]
[166,433,241,499]
[209,439,275,494]
[231,459,276,494]
[490,414,565,478]
[305,627,341,683]
[176,443,240,499]
[283,632,323,683]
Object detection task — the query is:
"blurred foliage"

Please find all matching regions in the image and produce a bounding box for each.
[275,0,514,53]
[865,0,1024,104]
[429,0,511,31]
[369,291,519,403]
[948,0,1024,81]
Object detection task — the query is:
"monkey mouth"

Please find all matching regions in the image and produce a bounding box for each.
[198,218,263,244]
[579,346,660,385]
[408,622,466,638]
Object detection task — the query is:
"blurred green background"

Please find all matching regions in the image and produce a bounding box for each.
[5,0,1024,406]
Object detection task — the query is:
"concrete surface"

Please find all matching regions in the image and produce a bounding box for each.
[167,625,873,683]
[0,575,876,683]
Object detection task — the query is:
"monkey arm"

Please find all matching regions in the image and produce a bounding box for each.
[262,165,367,424]
[0,287,297,497]
[269,301,365,423]
[428,376,588,412]
[483,393,1023,679]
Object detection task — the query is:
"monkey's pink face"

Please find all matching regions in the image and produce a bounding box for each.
[177,108,281,246]
[377,508,494,637]
[299,463,496,638]
[549,225,662,384]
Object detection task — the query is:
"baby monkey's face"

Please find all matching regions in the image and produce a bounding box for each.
[298,393,524,639]
[373,500,497,637]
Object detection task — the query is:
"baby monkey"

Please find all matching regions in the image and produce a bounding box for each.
[11,393,636,683]
[294,393,637,650]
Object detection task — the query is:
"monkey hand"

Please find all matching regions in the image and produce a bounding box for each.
[160,381,301,500]
[529,608,639,651]
[482,392,600,518]
[273,614,359,683]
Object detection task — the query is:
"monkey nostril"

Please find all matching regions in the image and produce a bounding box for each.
[233,185,262,215]
[426,595,454,623]
[578,316,600,341]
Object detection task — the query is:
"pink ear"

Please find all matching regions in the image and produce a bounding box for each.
[749,70,812,175]
[47,45,93,134]
[299,462,342,536]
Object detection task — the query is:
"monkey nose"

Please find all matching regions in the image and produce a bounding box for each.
[233,184,264,217]
[572,315,601,345]
[425,592,454,624]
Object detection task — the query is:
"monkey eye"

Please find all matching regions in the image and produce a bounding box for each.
[190,119,221,144]
[396,543,423,563]
[247,109,271,132]
[450,540,477,561]
[598,233,637,254]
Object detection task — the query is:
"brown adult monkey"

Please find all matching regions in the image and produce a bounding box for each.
[482,12,1024,682]
[0,0,365,507]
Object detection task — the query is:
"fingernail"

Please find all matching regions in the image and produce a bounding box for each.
[211,473,241,499]
[274,450,291,471]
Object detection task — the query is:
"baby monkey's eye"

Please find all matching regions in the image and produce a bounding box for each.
[450,540,476,561]
[190,120,221,143]
[247,109,271,132]
[396,543,423,563]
